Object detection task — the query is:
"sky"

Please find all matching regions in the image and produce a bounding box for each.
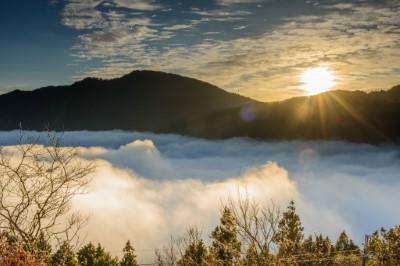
[0,0,399,101]
[1,130,399,263]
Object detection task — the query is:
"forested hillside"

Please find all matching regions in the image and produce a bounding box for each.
[0,71,399,144]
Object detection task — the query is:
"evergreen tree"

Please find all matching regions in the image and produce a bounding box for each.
[335,231,359,255]
[210,207,241,266]
[274,200,304,261]
[301,234,333,265]
[34,231,52,264]
[368,225,400,265]
[120,240,138,266]
[52,242,79,266]
[241,243,271,266]
[77,242,119,266]
[77,242,96,266]
[177,239,208,266]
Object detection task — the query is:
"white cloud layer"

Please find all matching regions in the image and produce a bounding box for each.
[0,130,399,263]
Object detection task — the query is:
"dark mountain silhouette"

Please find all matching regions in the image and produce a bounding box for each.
[0,70,399,143]
[193,86,400,143]
[0,71,252,133]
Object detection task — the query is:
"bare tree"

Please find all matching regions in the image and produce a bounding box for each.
[225,191,281,265]
[155,236,180,266]
[0,130,95,253]
[156,226,214,266]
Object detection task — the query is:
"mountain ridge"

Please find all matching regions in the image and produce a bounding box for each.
[0,70,399,144]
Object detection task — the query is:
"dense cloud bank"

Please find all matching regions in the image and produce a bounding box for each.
[0,130,399,262]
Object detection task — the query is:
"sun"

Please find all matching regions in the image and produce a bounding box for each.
[299,65,336,95]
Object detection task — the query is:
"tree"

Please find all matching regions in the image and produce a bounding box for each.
[368,225,400,266]
[176,227,209,266]
[120,240,138,266]
[274,200,304,263]
[210,207,241,266]
[77,242,119,266]
[34,231,52,265]
[301,234,334,266]
[226,192,280,265]
[0,232,45,266]
[0,129,96,252]
[52,241,79,266]
[335,231,359,255]
[155,236,180,266]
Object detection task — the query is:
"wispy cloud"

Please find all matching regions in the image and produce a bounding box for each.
[62,0,104,30]
[162,24,193,31]
[61,0,400,101]
[113,0,163,11]
[217,0,264,6]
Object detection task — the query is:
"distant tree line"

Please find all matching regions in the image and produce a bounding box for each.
[0,130,399,265]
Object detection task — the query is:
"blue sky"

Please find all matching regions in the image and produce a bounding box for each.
[1,0,399,101]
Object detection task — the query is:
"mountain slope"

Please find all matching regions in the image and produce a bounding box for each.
[0,71,253,132]
[0,71,399,143]
[190,86,400,143]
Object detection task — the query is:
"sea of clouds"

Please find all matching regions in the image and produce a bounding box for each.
[0,130,399,263]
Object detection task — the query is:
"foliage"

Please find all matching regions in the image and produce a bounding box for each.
[77,242,119,266]
[368,225,400,265]
[120,240,138,266]
[335,231,360,255]
[0,232,45,266]
[210,207,241,266]
[52,241,79,266]
[176,227,209,266]
[301,234,334,266]
[274,200,304,261]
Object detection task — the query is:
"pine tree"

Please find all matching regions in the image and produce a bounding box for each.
[77,242,119,266]
[335,231,359,255]
[366,225,400,265]
[274,200,304,261]
[34,231,52,264]
[120,240,138,266]
[52,242,79,266]
[177,239,208,266]
[210,207,241,266]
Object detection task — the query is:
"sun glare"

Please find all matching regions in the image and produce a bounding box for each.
[299,66,336,95]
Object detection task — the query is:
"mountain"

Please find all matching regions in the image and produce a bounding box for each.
[0,70,399,143]
[191,85,400,143]
[0,71,253,133]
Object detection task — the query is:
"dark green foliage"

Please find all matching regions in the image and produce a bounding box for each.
[120,240,138,266]
[274,200,304,260]
[77,242,119,266]
[52,242,79,266]
[210,207,241,266]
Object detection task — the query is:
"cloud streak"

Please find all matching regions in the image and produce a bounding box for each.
[60,0,400,101]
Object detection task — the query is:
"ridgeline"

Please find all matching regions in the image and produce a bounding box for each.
[1,70,399,144]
